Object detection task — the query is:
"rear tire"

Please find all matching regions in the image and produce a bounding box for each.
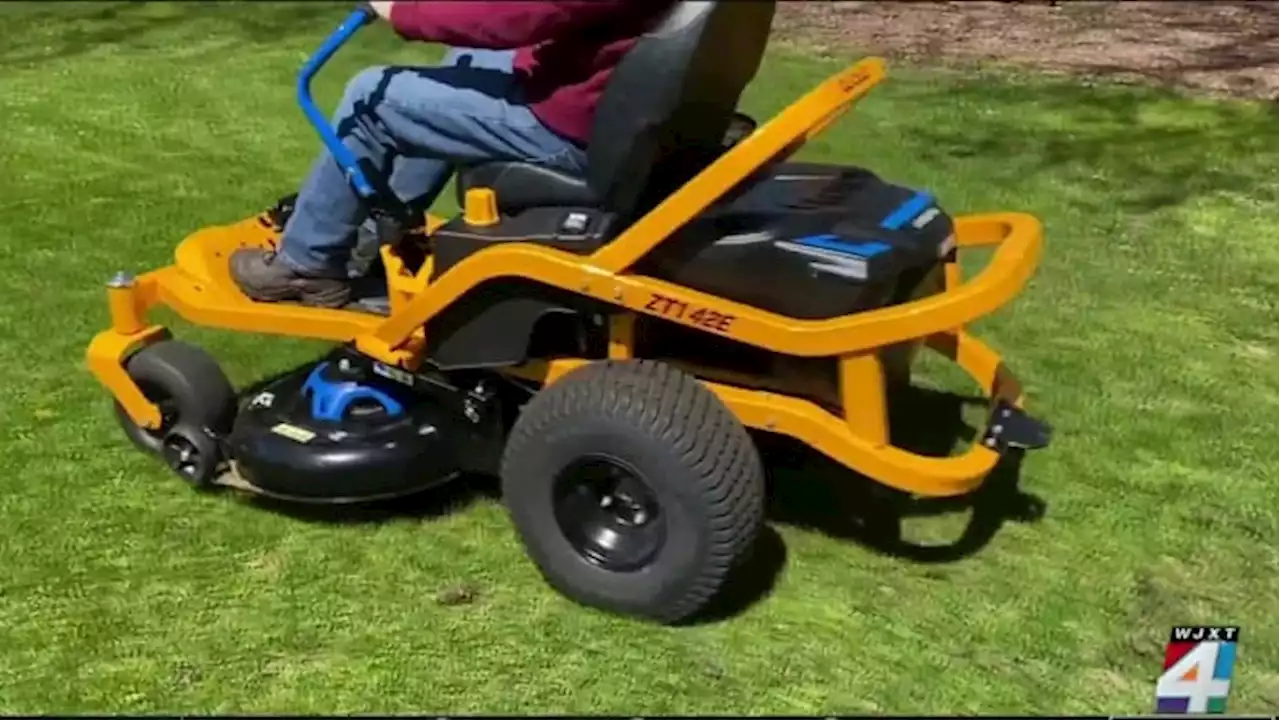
[500,360,765,624]
[113,340,236,488]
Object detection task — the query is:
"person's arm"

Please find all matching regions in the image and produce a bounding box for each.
[385,1,633,49]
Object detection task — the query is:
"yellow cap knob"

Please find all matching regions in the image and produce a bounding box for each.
[463,187,499,227]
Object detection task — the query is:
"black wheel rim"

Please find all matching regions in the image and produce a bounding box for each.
[162,432,211,484]
[552,456,665,572]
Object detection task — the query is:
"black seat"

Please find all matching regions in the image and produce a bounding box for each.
[455,0,775,219]
[458,161,596,210]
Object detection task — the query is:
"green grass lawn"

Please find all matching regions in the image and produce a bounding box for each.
[0,1,1275,714]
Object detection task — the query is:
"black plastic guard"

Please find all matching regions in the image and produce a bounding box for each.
[226,354,503,502]
[980,399,1052,452]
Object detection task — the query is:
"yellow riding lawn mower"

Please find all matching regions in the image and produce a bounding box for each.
[86,1,1051,623]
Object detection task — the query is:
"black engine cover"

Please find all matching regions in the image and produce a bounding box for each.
[225,359,492,502]
[641,162,954,319]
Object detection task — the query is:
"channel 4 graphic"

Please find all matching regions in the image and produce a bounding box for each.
[1154,625,1239,714]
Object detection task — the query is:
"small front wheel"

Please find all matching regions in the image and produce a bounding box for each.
[501,360,766,624]
[160,426,223,488]
[113,340,236,488]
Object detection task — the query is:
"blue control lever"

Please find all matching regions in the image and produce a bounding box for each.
[296,6,378,198]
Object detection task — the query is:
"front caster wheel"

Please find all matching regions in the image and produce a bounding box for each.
[113,339,237,489]
[501,360,766,625]
[161,427,222,488]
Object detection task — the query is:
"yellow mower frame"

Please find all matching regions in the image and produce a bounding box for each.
[86,57,1044,499]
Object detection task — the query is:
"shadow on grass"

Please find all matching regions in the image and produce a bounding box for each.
[1055,1,1277,97]
[762,386,1046,563]
[695,385,1046,622]
[0,0,348,68]
[223,363,1046,623]
[894,73,1277,215]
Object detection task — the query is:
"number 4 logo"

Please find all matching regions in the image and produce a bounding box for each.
[1157,642,1234,713]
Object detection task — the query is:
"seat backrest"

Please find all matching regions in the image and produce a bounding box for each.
[586,0,775,219]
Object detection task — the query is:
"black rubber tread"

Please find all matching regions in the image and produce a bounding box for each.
[500,359,765,623]
[114,340,237,460]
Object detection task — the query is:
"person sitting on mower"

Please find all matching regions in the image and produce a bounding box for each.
[231,0,672,308]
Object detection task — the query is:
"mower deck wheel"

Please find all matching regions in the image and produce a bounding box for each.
[113,340,237,488]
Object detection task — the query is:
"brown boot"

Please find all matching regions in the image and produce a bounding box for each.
[229,248,351,308]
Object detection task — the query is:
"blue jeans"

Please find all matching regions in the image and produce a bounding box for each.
[277,48,588,277]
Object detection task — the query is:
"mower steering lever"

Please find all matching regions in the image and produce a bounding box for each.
[296,6,378,199]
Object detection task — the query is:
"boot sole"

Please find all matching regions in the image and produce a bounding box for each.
[238,282,351,309]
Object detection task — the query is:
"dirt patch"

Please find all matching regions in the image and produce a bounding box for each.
[773,1,1278,100]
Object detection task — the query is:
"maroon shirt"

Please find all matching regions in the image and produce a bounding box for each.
[388,1,670,146]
